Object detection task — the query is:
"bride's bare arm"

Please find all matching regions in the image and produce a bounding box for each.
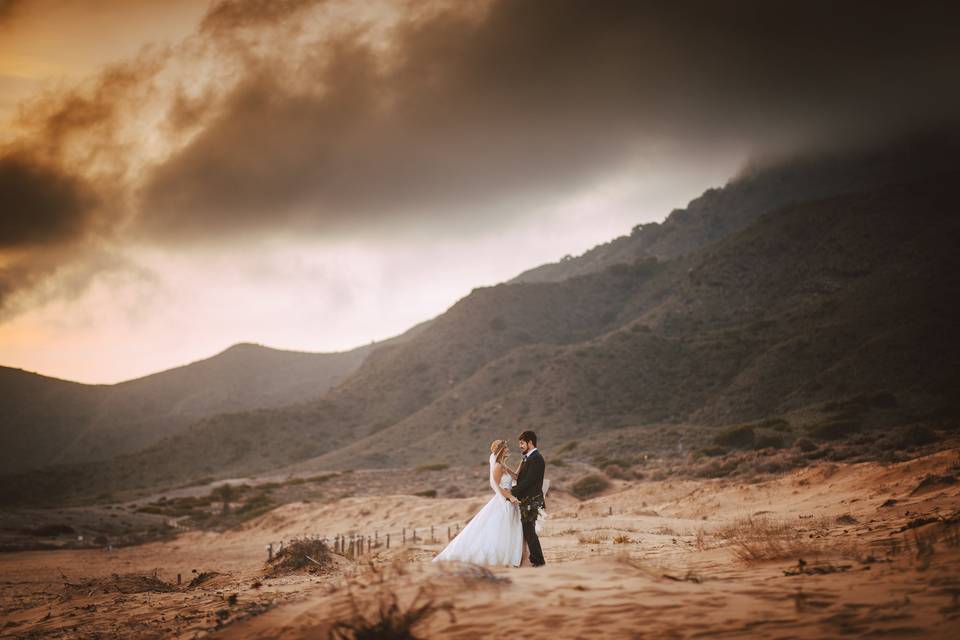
[493,465,519,502]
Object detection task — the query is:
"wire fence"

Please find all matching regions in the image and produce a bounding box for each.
[264,523,462,562]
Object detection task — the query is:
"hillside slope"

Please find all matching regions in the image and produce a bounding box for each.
[5,163,957,506]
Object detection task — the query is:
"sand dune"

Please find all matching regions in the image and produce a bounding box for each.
[2,450,958,638]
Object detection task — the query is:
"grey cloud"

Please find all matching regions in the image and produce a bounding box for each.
[0,152,98,249]
[136,0,960,244]
[3,0,960,316]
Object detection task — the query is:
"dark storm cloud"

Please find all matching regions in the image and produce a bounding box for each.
[136,0,960,243]
[0,49,166,315]
[0,152,98,249]
[3,0,960,314]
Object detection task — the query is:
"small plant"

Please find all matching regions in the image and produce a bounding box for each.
[413,489,437,498]
[612,534,635,544]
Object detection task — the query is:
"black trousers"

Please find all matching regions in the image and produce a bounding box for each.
[522,519,545,566]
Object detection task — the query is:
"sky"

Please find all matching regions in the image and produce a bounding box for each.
[1,0,958,384]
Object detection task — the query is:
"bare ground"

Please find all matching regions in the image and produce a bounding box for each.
[2,449,959,639]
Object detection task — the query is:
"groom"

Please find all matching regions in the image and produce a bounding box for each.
[511,430,546,567]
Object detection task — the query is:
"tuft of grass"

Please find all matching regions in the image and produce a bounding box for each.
[716,516,835,562]
[612,534,635,544]
[328,562,454,640]
[413,489,437,498]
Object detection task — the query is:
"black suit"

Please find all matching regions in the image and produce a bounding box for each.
[512,449,546,566]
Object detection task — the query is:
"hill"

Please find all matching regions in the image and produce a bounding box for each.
[3,138,958,506]
[0,342,371,474]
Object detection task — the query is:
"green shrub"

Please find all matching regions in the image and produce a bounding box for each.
[754,431,785,449]
[413,489,437,498]
[806,419,860,440]
[571,474,611,499]
[713,424,756,449]
[895,425,938,448]
[699,445,729,457]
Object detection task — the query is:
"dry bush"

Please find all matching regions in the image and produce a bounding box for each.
[266,537,330,577]
[328,585,453,640]
[717,517,831,562]
[327,560,454,640]
[612,534,635,544]
[578,531,610,544]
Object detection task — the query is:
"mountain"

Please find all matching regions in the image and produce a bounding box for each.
[0,342,371,474]
[513,134,959,283]
[3,136,958,506]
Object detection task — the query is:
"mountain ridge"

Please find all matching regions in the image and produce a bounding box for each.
[3,136,958,506]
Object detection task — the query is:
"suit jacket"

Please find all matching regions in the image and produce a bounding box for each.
[512,449,546,509]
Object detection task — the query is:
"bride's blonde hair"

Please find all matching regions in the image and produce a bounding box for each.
[490,439,507,462]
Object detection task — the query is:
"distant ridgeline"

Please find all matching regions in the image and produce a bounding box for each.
[3,132,958,507]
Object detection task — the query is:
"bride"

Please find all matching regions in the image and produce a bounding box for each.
[432,439,525,567]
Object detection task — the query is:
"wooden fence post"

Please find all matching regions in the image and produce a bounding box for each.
[447,526,451,541]
[387,533,390,549]
[402,528,406,545]
[431,526,435,543]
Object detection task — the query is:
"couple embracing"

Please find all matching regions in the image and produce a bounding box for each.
[432,430,546,567]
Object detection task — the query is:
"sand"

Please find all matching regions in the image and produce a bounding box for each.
[2,449,958,638]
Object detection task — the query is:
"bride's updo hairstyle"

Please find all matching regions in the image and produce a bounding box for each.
[490,439,507,462]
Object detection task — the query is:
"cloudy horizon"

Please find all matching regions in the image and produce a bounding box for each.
[2,0,958,384]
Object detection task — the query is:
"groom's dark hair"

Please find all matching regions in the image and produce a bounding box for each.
[518,430,537,446]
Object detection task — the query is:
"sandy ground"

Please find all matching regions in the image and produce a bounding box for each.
[2,449,958,639]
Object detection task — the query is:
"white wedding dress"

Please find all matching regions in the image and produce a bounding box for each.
[431,454,523,566]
